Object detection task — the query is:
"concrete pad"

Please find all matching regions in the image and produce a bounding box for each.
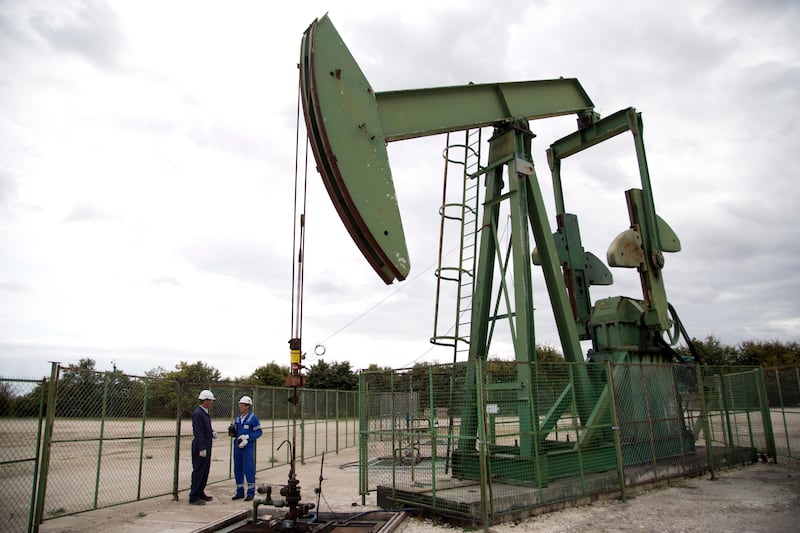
[39,447,377,533]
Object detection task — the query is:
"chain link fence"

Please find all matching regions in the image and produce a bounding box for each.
[360,360,780,525]
[0,364,357,532]
[1,361,795,531]
[764,366,800,459]
[0,378,46,533]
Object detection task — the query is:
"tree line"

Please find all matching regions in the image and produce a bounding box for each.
[673,336,800,366]
[0,358,360,419]
[1,337,798,418]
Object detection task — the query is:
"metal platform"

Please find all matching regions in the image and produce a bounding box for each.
[376,446,756,525]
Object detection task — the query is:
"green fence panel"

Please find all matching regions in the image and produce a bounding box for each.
[3,365,357,528]
[0,377,46,533]
[765,366,800,459]
[360,361,778,525]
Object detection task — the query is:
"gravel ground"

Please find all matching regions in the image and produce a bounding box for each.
[399,458,800,533]
[38,450,800,533]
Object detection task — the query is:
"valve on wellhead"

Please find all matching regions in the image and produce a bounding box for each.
[256,484,273,503]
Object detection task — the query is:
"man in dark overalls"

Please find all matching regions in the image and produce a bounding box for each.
[190,389,217,505]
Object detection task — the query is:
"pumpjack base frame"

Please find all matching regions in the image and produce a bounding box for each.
[377,446,756,526]
[450,434,696,485]
[450,444,617,485]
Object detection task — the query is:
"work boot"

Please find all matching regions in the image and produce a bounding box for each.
[189,499,206,505]
[232,494,244,501]
[245,494,254,501]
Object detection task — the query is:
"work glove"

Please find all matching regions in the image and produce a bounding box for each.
[199,449,207,458]
[228,423,237,438]
[212,430,218,439]
[237,434,249,449]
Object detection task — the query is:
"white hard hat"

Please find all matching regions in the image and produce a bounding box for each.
[198,389,215,401]
[238,396,253,405]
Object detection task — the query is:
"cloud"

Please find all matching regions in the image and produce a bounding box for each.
[149,276,183,288]
[188,119,273,161]
[0,0,798,381]
[28,0,126,70]
[1,280,31,293]
[63,203,113,222]
[0,169,17,207]
[181,239,286,289]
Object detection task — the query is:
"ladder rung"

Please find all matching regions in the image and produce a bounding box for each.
[431,128,483,359]
[430,335,471,347]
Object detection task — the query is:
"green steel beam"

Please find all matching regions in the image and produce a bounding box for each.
[526,177,595,423]
[376,79,594,142]
[538,382,573,441]
[548,108,632,165]
[506,136,538,457]
[547,107,632,215]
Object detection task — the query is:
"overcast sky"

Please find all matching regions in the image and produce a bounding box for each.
[1,0,798,381]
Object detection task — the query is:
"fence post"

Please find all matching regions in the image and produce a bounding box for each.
[271,388,276,463]
[359,373,367,505]
[94,372,111,509]
[335,391,340,454]
[136,378,149,500]
[325,390,330,455]
[173,380,184,500]
[33,362,60,530]
[229,388,236,479]
[300,388,306,465]
[695,364,716,480]
[606,360,626,501]
[740,369,756,453]
[428,366,437,507]
[389,372,396,493]
[313,389,318,458]
[756,367,777,461]
[28,378,47,533]
[474,359,491,531]
[718,368,735,451]
[774,368,791,458]
[252,386,258,472]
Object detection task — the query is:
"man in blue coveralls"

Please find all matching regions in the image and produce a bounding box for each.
[229,395,262,501]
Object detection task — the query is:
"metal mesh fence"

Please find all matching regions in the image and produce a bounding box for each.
[0,378,46,533]
[1,361,793,531]
[0,364,357,532]
[700,367,772,466]
[361,361,778,525]
[764,366,800,459]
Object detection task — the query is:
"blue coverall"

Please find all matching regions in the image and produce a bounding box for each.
[233,410,262,498]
